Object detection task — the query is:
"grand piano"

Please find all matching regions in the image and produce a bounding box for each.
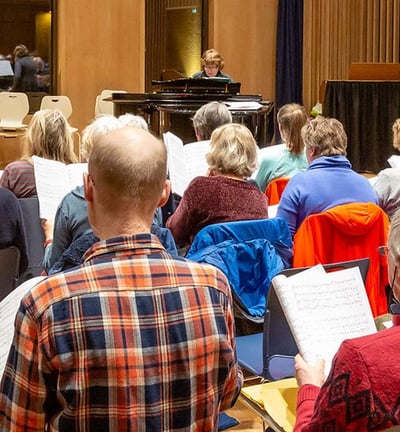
[111,78,274,146]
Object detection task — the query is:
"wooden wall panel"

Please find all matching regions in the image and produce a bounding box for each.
[208,0,278,102]
[56,0,145,133]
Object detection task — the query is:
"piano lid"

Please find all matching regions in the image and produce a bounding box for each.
[151,77,241,94]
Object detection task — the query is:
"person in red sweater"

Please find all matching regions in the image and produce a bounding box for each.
[293,208,400,431]
[166,123,268,249]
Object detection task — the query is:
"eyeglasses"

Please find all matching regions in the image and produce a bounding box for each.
[204,65,218,70]
[378,245,389,256]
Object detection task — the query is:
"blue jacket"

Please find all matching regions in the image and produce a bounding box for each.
[185,218,292,317]
[276,155,378,236]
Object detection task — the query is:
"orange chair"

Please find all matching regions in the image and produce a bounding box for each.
[293,202,389,317]
[265,177,290,205]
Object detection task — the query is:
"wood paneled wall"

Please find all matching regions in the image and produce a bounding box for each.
[56,0,145,133]
[55,0,277,135]
[208,0,278,102]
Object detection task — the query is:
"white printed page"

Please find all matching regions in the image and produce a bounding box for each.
[388,155,400,168]
[183,140,210,181]
[273,266,376,377]
[163,132,189,197]
[33,156,87,220]
[0,276,46,377]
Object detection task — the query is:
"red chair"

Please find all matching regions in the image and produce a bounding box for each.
[265,177,290,205]
[293,202,389,317]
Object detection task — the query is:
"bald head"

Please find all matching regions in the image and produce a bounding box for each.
[88,127,167,213]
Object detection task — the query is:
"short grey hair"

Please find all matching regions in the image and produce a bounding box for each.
[192,101,232,140]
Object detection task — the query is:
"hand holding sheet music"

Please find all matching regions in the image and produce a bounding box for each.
[272,265,377,377]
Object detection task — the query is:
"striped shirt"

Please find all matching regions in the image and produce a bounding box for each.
[0,160,37,198]
[0,234,242,431]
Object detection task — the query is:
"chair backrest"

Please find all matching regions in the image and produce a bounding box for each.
[263,257,371,381]
[18,197,45,283]
[265,177,290,205]
[186,218,293,324]
[25,91,48,114]
[0,91,29,129]
[292,202,389,317]
[95,89,127,117]
[0,246,21,301]
[40,95,73,119]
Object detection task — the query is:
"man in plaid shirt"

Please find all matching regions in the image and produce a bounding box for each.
[0,126,243,431]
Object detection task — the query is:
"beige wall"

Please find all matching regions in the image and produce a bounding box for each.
[56,0,276,134]
[208,0,277,102]
[56,0,145,133]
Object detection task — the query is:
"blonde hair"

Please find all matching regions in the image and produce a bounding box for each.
[301,116,347,157]
[392,118,400,151]
[22,109,77,163]
[13,44,29,58]
[277,103,308,155]
[206,123,258,177]
[200,48,224,71]
[81,115,123,161]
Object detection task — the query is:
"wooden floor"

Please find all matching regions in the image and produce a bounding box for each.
[224,397,265,431]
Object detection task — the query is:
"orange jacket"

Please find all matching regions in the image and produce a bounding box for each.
[293,202,389,317]
[265,177,290,205]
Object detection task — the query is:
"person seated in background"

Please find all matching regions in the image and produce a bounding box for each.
[255,103,309,192]
[166,123,268,249]
[293,208,400,431]
[0,126,242,431]
[10,44,38,92]
[372,118,400,218]
[0,187,28,274]
[0,108,77,198]
[192,101,232,142]
[277,116,378,236]
[192,48,233,82]
[42,114,174,274]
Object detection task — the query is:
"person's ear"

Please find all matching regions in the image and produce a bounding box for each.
[194,128,202,141]
[84,172,94,203]
[157,179,171,208]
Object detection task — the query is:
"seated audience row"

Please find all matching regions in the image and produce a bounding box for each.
[0,125,242,430]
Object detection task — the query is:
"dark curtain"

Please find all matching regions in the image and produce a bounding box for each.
[275,0,304,111]
[323,81,400,173]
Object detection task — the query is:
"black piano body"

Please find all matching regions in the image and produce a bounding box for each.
[111,78,274,146]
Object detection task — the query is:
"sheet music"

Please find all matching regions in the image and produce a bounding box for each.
[164,132,209,197]
[183,140,210,180]
[33,156,87,220]
[388,154,400,168]
[273,266,376,377]
[0,276,46,377]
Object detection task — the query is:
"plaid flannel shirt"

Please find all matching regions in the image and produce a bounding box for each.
[0,234,242,431]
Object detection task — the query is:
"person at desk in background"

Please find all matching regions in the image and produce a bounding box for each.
[0,109,77,198]
[192,48,233,82]
[255,103,309,193]
[0,126,242,432]
[276,116,378,237]
[293,208,400,431]
[9,44,38,92]
[372,118,400,218]
[166,123,268,249]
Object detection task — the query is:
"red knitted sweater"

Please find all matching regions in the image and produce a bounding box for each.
[294,326,400,431]
[166,175,268,247]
